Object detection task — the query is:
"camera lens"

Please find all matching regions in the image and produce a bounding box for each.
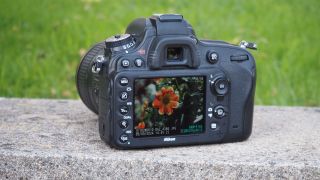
[167,47,183,61]
[76,42,105,114]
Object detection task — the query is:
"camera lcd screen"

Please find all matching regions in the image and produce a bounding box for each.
[134,76,205,137]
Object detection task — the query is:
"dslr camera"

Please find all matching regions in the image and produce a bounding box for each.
[76,14,257,149]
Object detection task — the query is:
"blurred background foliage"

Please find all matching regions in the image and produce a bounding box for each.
[0,0,319,106]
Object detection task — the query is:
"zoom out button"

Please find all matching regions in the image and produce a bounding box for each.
[120,120,129,129]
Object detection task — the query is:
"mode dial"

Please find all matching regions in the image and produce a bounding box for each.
[105,34,135,51]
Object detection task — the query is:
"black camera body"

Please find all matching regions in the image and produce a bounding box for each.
[76,14,257,149]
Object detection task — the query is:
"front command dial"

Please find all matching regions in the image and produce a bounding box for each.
[105,34,135,51]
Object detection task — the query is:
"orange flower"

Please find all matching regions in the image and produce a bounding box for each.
[152,87,179,115]
[136,122,145,129]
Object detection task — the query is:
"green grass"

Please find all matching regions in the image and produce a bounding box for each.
[0,0,319,106]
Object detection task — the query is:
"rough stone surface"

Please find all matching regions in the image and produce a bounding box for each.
[0,98,319,179]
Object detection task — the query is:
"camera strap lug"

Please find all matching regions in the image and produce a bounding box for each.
[239,40,257,50]
[92,55,106,74]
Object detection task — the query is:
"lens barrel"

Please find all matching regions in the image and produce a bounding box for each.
[76,42,105,114]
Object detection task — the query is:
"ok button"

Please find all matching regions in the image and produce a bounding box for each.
[120,92,128,100]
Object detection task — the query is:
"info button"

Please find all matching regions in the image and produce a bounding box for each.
[210,123,218,130]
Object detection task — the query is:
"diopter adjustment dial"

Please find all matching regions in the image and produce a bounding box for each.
[105,34,135,51]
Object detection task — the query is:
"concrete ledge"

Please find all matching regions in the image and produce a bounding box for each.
[0,98,319,179]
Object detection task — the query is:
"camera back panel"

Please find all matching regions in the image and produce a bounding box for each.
[77,14,257,149]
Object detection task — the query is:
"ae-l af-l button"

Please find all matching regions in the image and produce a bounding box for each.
[211,77,228,96]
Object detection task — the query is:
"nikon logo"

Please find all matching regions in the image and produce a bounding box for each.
[163,137,176,142]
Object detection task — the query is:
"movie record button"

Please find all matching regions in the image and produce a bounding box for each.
[120,105,129,115]
[119,134,128,143]
[119,77,129,86]
[119,120,129,129]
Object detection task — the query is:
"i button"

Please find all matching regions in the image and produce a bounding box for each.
[213,105,226,118]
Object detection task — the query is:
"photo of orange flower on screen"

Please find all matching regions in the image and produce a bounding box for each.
[134,77,205,137]
[152,87,179,116]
